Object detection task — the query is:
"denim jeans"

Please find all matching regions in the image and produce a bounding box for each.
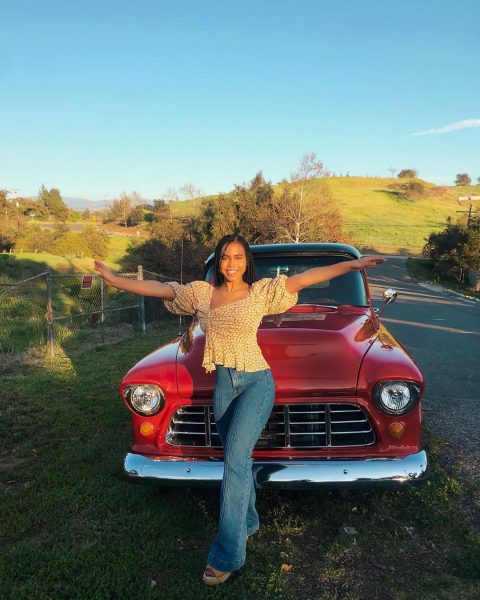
[207,365,275,572]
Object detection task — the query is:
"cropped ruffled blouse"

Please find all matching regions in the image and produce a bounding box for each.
[164,275,298,373]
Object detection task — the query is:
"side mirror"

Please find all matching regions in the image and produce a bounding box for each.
[375,288,397,317]
[383,288,397,304]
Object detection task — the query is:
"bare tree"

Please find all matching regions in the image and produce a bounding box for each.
[290,152,327,203]
[264,153,351,244]
[106,192,134,228]
[268,184,350,244]
[178,183,204,201]
[131,190,144,206]
[388,167,397,178]
[1,189,9,224]
[163,187,178,203]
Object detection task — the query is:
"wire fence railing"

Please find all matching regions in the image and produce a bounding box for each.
[0,267,180,363]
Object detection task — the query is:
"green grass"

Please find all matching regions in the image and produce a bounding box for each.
[103,234,134,267]
[407,257,480,301]
[1,334,479,599]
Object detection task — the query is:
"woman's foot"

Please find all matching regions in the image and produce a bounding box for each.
[203,565,232,586]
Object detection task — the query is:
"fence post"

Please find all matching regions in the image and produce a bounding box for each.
[46,270,55,358]
[100,276,105,346]
[137,265,146,335]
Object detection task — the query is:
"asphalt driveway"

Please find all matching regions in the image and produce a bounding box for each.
[367,256,480,486]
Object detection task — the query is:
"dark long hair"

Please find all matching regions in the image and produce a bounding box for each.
[180,234,255,353]
[213,234,255,287]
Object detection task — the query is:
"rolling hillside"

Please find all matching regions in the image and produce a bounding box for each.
[169,177,479,254]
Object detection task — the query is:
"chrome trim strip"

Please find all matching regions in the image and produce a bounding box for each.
[124,450,430,489]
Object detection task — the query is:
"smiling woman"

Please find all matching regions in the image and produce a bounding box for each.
[93,233,385,585]
[209,235,254,309]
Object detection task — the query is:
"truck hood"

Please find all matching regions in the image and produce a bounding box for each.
[176,306,379,397]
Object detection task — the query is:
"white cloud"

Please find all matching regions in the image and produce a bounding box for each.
[411,118,480,136]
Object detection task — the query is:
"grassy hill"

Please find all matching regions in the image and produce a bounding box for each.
[169,177,479,255]
[3,179,478,279]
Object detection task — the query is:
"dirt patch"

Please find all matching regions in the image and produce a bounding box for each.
[0,346,47,376]
[281,526,454,600]
[0,455,32,472]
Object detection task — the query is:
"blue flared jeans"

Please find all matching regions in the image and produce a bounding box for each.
[207,365,275,572]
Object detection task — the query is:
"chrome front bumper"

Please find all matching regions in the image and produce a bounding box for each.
[123,450,429,489]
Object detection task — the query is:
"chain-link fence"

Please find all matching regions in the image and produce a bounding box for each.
[0,271,48,354]
[0,267,180,361]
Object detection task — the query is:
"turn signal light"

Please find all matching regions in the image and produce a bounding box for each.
[139,422,155,436]
[388,422,405,439]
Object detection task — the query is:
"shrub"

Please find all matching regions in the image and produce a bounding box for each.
[454,173,472,186]
[398,168,418,178]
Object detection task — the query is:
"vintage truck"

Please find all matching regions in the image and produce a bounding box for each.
[121,243,429,488]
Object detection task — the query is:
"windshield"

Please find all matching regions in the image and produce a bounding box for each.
[205,254,369,307]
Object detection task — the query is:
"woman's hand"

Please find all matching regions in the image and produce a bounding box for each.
[349,256,387,271]
[94,260,117,285]
[93,261,176,297]
[286,255,387,293]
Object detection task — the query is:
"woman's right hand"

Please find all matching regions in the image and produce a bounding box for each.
[94,260,116,285]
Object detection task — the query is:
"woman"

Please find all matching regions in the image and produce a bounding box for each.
[94,234,385,585]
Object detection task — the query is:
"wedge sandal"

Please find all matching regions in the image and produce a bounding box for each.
[202,566,232,586]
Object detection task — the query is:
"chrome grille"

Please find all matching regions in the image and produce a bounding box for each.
[166,403,375,449]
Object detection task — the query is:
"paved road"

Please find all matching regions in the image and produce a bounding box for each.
[367,256,480,485]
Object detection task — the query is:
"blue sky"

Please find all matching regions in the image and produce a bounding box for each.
[1,0,479,201]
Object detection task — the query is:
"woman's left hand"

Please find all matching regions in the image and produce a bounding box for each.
[350,256,387,271]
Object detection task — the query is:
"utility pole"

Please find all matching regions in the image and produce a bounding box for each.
[457,196,480,229]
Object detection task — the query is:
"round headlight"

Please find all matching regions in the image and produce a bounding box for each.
[127,385,165,415]
[372,381,420,415]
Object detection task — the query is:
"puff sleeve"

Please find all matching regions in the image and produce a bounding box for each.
[257,274,298,315]
[163,281,205,316]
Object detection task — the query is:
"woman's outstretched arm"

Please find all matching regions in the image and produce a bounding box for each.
[285,256,387,294]
[93,261,176,299]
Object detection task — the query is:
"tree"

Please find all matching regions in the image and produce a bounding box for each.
[0,191,16,250]
[388,167,397,178]
[152,199,171,220]
[82,225,109,259]
[455,173,472,186]
[178,183,204,202]
[14,224,56,253]
[192,195,239,244]
[121,235,210,282]
[423,218,480,283]
[149,217,187,248]
[257,153,349,244]
[163,187,178,203]
[38,185,69,221]
[105,193,134,228]
[290,152,326,203]
[397,169,418,178]
[388,180,426,201]
[268,182,351,244]
[232,172,276,243]
[128,206,144,227]
[0,189,9,223]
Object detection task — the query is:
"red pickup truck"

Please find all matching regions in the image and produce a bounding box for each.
[121,243,429,488]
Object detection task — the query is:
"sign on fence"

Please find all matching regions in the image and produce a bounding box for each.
[81,275,93,289]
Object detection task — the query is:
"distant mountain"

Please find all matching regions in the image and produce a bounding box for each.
[62,197,156,211]
[63,197,105,211]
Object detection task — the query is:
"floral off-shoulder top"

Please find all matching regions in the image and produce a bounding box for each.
[164,275,298,373]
